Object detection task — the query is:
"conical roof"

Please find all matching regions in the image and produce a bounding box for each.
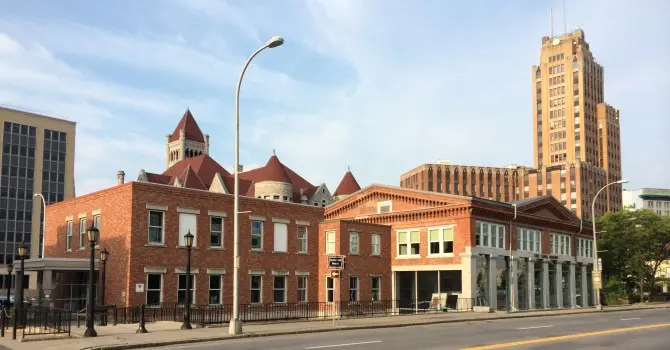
[169,109,205,143]
[334,168,361,196]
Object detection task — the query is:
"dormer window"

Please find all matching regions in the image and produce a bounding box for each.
[377,201,392,214]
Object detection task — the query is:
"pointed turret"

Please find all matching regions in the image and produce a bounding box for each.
[169,109,205,143]
[166,109,210,169]
[333,167,361,201]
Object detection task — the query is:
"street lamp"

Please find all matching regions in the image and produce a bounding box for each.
[181,231,194,330]
[99,248,109,326]
[230,35,284,336]
[591,179,629,310]
[84,225,99,337]
[33,194,46,258]
[5,264,12,308]
[12,245,27,340]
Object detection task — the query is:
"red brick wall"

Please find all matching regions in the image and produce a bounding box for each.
[45,183,133,307]
[317,221,391,303]
[390,216,471,266]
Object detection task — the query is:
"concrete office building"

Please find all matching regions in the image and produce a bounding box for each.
[623,188,670,217]
[0,106,76,299]
[401,29,624,220]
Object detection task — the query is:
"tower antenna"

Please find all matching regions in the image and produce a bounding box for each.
[550,8,554,37]
[563,0,567,34]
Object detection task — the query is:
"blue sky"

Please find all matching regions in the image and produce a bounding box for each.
[0,0,668,195]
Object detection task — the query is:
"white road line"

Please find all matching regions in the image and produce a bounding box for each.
[620,317,641,321]
[516,325,554,330]
[304,340,383,349]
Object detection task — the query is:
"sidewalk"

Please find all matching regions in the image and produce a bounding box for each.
[1,303,668,350]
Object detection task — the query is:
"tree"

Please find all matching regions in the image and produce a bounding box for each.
[598,209,670,299]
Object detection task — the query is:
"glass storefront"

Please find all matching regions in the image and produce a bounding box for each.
[475,255,489,306]
[517,258,528,310]
[575,264,583,306]
[534,261,544,308]
[548,262,558,308]
[562,263,571,308]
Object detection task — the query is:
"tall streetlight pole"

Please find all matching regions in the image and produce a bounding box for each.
[84,225,100,337]
[591,179,628,311]
[99,248,109,326]
[229,36,284,336]
[33,194,46,258]
[181,231,194,330]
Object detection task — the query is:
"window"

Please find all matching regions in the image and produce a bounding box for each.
[273,223,288,252]
[78,218,86,249]
[325,231,336,255]
[250,275,262,303]
[273,276,286,303]
[326,277,334,302]
[349,232,359,254]
[297,226,308,253]
[475,221,506,249]
[397,230,420,256]
[251,220,263,250]
[208,274,222,304]
[371,234,381,256]
[210,216,223,248]
[517,228,541,253]
[297,276,308,302]
[148,211,164,244]
[66,220,73,250]
[349,276,359,302]
[377,201,391,214]
[177,274,195,305]
[577,238,593,258]
[550,233,571,255]
[146,274,162,305]
[428,227,454,255]
[371,276,381,301]
[179,213,197,247]
[93,214,100,230]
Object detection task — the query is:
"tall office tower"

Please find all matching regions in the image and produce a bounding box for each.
[531,29,622,219]
[0,107,76,293]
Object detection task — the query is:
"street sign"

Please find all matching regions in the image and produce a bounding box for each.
[328,255,345,270]
[331,270,340,278]
[597,258,602,271]
[592,271,602,289]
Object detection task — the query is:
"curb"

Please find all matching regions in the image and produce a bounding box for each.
[87,305,670,350]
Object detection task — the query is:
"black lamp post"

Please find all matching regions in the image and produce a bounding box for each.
[99,248,109,326]
[12,245,27,340]
[84,225,99,337]
[181,231,194,330]
[5,264,12,308]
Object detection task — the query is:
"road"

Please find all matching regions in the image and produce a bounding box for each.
[147,308,670,350]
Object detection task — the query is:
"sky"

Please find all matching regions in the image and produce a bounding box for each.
[0,0,668,196]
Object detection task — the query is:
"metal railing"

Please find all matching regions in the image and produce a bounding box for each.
[0,306,71,339]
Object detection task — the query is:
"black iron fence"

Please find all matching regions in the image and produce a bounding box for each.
[0,306,71,339]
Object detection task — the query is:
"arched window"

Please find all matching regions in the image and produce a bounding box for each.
[436,167,442,192]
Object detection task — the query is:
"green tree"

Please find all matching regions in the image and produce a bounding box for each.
[598,209,670,299]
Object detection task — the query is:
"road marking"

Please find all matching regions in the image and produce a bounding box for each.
[620,317,641,321]
[305,340,383,349]
[516,325,553,330]
[461,323,670,349]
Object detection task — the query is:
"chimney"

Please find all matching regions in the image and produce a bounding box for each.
[237,165,243,172]
[117,170,125,185]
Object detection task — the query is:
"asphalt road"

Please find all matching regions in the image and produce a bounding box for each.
[147,308,670,350]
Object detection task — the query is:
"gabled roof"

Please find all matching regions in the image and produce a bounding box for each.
[143,154,253,195]
[509,195,580,224]
[169,109,206,143]
[509,195,553,206]
[334,169,361,196]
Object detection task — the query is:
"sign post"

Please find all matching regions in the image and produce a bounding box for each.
[328,256,345,326]
[592,271,602,289]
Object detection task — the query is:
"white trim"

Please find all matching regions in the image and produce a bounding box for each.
[371,233,381,256]
[295,220,310,226]
[207,268,226,275]
[144,267,167,273]
[78,212,87,219]
[177,207,200,215]
[146,204,168,211]
[147,210,165,245]
[175,268,200,274]
[146,272,163,305]
[396,229,421,257]
[65,215,74,222]
[92,208,102,216]
[427,225,456,256]
[392,264,462,272]
[272,217,290,224]
[272,270,290,276]
[208,210,227,217]
[295,271,310,276]
[349,231,360,254]
[297,225,308,253]
[250,215,266,221]
[248,269,265,275]
[325,230,336,255]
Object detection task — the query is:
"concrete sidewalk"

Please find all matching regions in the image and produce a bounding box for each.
[0,303,667,350]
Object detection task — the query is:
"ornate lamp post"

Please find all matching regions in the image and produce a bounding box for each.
[84,225,99,337]
[12,245,27,340]
[181,231,194,330]
[5,264,12,308]
[99,248,109,326]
